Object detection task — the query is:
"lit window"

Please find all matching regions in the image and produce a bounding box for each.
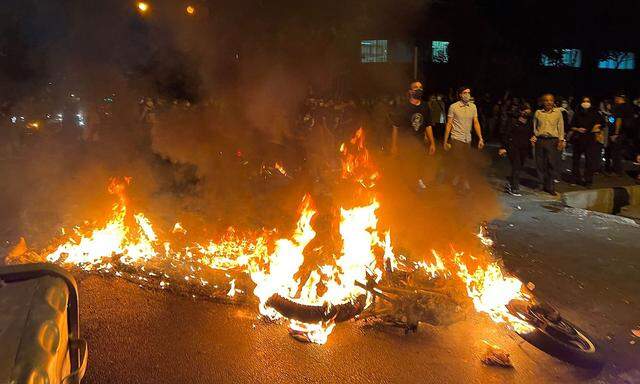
[598,51,635,70]
[540,49,582,68]
[432,41,449,64]
[361,40,388,63]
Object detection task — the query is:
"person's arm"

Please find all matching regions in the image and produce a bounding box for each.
[444,107,453,151]
[391,126,398,155]
[558,110,566,150]
[498,119,510,156]
[530,111,538,144]
[424,125,435,155]
[473,115,484,149]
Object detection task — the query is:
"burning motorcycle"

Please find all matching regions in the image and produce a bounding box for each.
[266,256,604,369]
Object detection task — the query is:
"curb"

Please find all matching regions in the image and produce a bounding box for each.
[561,185,640,218]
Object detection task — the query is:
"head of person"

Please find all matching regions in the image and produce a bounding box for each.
[634,97,640,107]
[560,99,570,109]
[579,96,592,111]
[409,81,424,101]
[541,94,555,111]
[458,86,471,103]
[519,103,532,118]
[614,93,626,105]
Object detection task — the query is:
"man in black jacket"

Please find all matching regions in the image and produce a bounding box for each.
[499,103,534,196]
[570,97,603,187]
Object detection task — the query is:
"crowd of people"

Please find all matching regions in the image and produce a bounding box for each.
[2,83,639,196]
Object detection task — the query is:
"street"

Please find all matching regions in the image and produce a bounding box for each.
[72,194,639,384]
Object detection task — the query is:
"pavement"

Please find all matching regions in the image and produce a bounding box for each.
[2,145,640,384]
[65,190,638,384]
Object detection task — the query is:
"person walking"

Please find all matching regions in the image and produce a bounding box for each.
[532,93,565,195]
[569,97,603,187]
[608,93,635,176]
[499,103,534,196]
[443,86,485,192]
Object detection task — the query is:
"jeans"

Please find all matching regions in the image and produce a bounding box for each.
[572,135,600,184]
[508,143,531,190]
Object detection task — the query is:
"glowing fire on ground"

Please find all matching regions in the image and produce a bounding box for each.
[13,128,535,343]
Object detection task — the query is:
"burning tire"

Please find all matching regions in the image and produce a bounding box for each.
[265,294,368,324]
[508,301,604,369]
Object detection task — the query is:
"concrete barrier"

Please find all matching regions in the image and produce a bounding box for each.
[562,185,640,216]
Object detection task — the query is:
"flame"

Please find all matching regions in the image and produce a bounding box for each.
[186,5,196,15]
[274,162,287,176]
[136,1,149,13]
[339,128,379,189]
[24,128,536,344]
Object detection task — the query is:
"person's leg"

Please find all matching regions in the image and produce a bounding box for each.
[572,139,585,183]
[547,139,560,192]
[584,140,599,185]
[535,140,546,189]
[508,144,522,191]
[612,136,626,175]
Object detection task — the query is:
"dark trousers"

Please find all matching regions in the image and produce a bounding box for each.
[535,137,560,191]
[606,135,626,174]
[572,136,600,184]
[507,143,530,190]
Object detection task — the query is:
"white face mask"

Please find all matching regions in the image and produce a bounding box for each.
[581,102,591,109]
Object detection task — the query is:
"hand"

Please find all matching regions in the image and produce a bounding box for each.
[428,144,436,155]
[636,154,640,164]
[478,139,485,150]
[530,136,537,145]
[443,142,451,151]
[577,127,587,133]
[498,148,507,157]
[557,140,566,151]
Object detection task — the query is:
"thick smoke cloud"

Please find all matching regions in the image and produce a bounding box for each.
[0,0,501,262]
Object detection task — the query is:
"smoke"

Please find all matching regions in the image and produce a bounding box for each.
[0,0,505,260]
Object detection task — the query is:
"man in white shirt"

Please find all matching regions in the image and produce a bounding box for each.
[443,86,485,191]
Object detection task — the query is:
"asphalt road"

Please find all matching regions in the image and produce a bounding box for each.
[73,195,639,384]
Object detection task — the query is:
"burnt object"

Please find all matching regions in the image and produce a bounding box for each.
[266,293,368,323]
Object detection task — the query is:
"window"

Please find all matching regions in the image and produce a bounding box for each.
[598,51,635,70]
[540,49,582,68]
[431,41,449,64]
[361,40,388,63]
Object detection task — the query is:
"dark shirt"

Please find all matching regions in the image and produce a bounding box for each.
[501,116,533,149]
[391,101,432,139]
[570,107,602,140]
[613,102,635,136]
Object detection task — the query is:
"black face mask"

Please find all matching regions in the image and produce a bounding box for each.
[411,89,424,100]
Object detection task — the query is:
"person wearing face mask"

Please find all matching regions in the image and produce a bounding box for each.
[390,81,436,156]
[443,86,484,192]
[389,81,436,190]
[569,97,603,187]
[498,103,534,196]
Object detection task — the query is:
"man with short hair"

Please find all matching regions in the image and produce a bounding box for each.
[390,81,436,189]
[531,93,565,195]
[443,86,484,191]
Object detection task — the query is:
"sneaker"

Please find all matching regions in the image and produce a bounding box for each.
[506,186,522,196]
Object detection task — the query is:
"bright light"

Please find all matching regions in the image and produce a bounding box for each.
[137,2,149,13]
[186,5,195,15]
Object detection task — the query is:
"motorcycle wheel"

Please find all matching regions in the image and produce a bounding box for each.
[510,302,604,369]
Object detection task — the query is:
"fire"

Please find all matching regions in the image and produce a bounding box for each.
[186,5,196,15]
[16,128,536,344]
[339,128,379,189]
[136,2,149,13]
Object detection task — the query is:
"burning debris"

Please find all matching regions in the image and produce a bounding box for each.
[481,341,513,368]
[8,128,536,345]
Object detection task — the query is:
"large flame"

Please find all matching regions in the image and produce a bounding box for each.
[16,127,535,344]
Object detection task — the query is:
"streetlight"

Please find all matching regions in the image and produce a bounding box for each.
[186,5,196,16]
[136,1,150,14]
